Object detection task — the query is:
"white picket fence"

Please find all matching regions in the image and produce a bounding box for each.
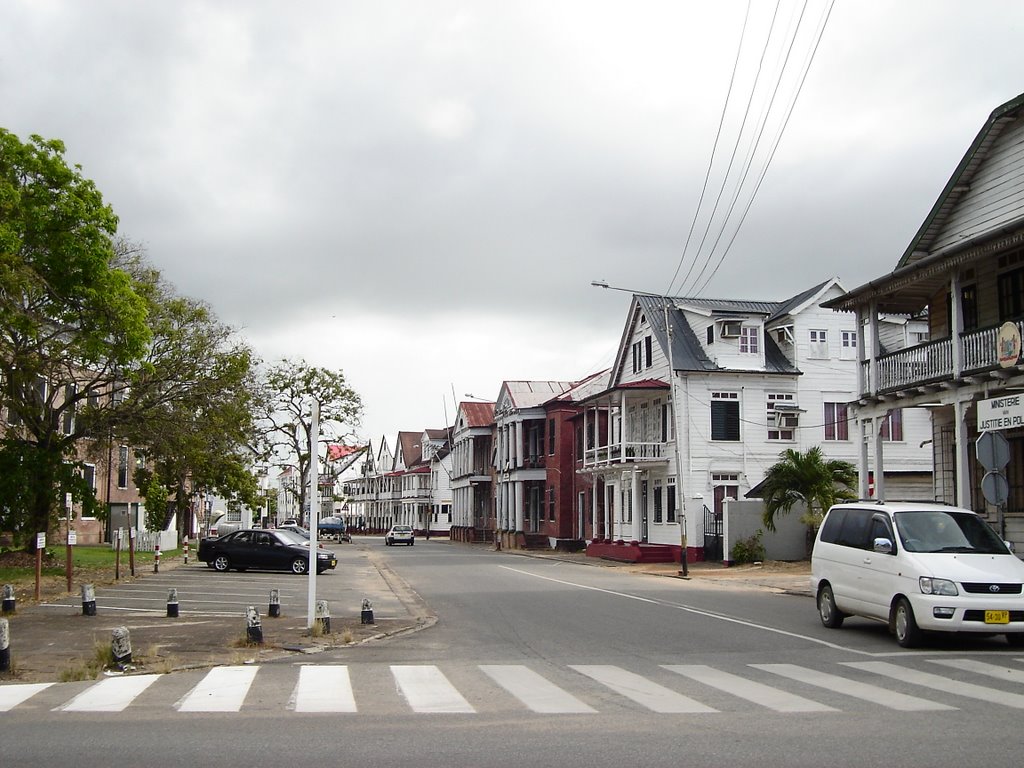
[109,528,178,552]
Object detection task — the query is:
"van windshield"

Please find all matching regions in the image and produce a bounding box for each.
[894,510,1009,555]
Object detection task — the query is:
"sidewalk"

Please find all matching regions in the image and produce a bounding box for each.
[0,539,810,685]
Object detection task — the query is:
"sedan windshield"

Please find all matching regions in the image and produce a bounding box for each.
[894,510,1010,554]
[274,529,310,547]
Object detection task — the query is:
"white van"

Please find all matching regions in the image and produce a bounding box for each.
[811,501,1024,647]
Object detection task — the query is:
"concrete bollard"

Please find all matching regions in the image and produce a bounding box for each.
[268,588,280,618]
[2,584,15,614]
[315,600,330,635]
[167,588,179,618]
[111,626,132,666]
[154,543,161,573]
[361,598,375,625]
[81,583,96,616]
[0,617,9,672]
[183,536,189,565]
[245,605,263,645]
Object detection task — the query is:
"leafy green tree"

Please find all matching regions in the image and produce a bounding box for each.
[760,447,857,545]
[0,130,151,548]
[258,359,362,526]
[116,254,263,537]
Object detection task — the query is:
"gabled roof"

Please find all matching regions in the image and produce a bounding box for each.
[499,380,576,410]
[550,369,611,404]
[459,401,495,428]
[825,91,1024,314]
[768,279,836,322]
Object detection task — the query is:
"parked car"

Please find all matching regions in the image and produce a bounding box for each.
[317,516,351,542]
[811,501,1024,647]
[198,529,337,574]
[275,524,310,539]
[385,525,415,546]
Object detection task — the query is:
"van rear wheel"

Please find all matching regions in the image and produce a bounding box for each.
[894,597,922,648]
[817,584,845,628]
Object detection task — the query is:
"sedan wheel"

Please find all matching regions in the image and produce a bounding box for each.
[291,557,308,575]
[213,555,231,572]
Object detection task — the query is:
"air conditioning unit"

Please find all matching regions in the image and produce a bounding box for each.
[720,321,743,338]
[775,412,800,429]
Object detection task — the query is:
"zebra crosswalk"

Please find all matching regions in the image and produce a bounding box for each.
[4,657,1024,716]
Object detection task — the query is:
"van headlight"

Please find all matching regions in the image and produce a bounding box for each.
[920,577,958,596]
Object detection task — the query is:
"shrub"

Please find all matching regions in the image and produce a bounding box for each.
[731,530,766,564]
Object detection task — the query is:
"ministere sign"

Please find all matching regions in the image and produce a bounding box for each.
[977,394,1024,431]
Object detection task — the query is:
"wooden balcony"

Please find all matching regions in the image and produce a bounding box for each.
[583,440,666,469]
[861,319,1024,395]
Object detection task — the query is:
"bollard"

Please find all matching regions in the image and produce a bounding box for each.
[2,584,15,614]
[268,588,280,618]
[154,543,161,573]
[183,536,189,565]
[81,583,96,616]
[0,617,9,672]
[167,588,179,618]
[111,626,132,666]
[245,605,263,645]
[315,600,330,635]
[361,598,374,625]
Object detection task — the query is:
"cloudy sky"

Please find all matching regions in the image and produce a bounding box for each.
[3,1,1024,446]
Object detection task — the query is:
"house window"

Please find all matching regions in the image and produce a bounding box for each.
[653,480,663,523]
[644,336,653,368]
[824,402,849,441]
[998,267,1024,322]
[961,284,979,331]
[666,478,676,523]
[117,445,129,488]
[809,329,828,358]
[707,325,714,344]
[632,340,643,373]
[767,393,796,441]
[880,409,903,442]
[549,485,555,521]
[82,464,96,490]
[739,326,759,354]
[840,330,857,360]
[711,392,740,441]
[549,418,555,455]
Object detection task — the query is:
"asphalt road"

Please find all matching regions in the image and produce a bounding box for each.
[4,540,1024,768]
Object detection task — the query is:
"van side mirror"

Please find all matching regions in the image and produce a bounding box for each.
[873,537,893,555]
[1005,540,1016,554]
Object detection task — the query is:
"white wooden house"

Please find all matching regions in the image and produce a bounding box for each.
[580,279,933,562]
[825,91,1024,550]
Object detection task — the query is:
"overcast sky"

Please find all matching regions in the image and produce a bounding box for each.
[3,1,1024,448]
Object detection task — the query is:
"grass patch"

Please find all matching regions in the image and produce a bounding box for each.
[59,640,115,682]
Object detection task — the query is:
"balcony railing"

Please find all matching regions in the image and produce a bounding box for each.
[861,319,1024,394]
[583,440,665,468]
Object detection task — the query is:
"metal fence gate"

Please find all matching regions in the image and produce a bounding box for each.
[703,504,723,561]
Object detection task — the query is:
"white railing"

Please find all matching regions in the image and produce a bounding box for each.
[862,318,1024,394]
[583,440,664,468]
[109,529,177,552]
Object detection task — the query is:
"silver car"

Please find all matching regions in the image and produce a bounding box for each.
[385,525,415,546]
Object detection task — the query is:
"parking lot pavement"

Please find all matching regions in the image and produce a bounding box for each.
[0,541,432,684]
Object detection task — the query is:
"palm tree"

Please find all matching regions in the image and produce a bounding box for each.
[760,447,857,543]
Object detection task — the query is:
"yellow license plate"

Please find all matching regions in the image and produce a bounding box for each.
[985,610,1010,624]
[331,559,337,567]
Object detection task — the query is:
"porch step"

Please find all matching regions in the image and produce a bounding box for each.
[586,541,678,564]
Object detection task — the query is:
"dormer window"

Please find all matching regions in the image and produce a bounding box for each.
[739,326,759,354]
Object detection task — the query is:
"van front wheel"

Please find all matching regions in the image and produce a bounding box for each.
[817,584,845,628]
[894,597,922,648]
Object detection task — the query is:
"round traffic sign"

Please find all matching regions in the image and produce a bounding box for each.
[982,470,1010,506]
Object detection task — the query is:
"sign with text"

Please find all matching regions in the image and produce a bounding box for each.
[36,532,45,549]
[977,394,1024,431]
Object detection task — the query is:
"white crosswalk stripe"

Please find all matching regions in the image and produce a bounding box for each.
[177,665,259,712]
[391,665,475,713]
[59,674,161,712]
[570,665,717,713]
[7,658,1024,716]
[929,657,1024,684]
[481,664,595,713]
[291,664,357,713]
[0,682,52,711]
[843,661,1024,709]
[752,663,956,711]
[663,664,836,713]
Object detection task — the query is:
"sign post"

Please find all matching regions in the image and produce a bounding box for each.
[35,532,45,601]
[977,430,1011,538]
[66,529,76,592]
